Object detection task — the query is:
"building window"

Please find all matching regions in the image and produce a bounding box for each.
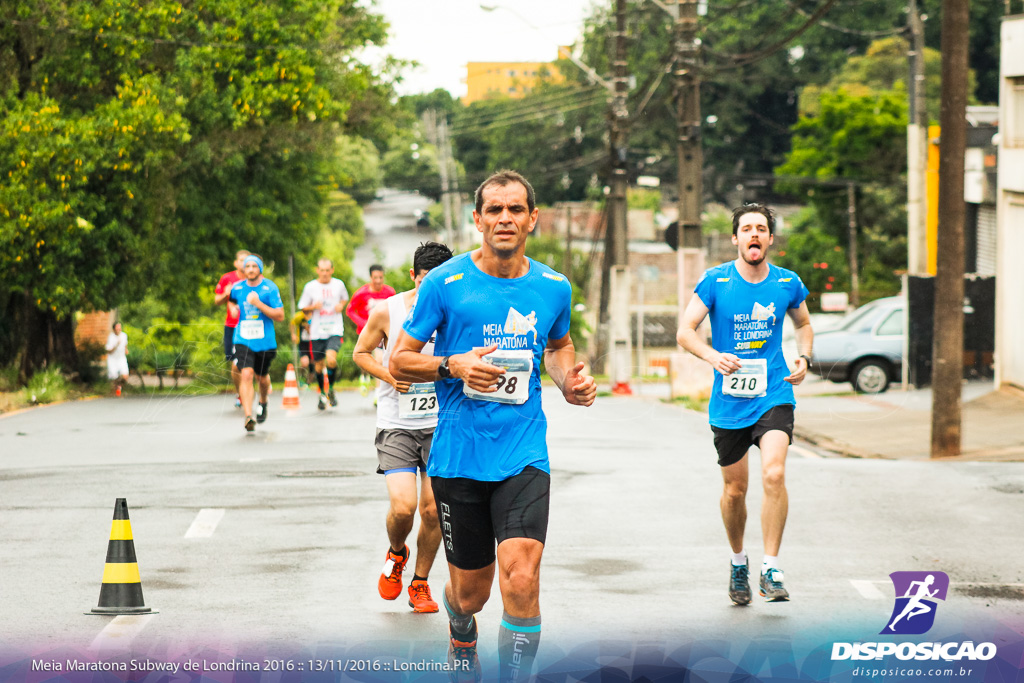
[509,70,516,77]
[1009,77,1024,148]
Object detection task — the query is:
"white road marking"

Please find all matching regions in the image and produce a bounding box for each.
[850,580,887,600]
[90,614,155,650]
[790,443,821,459]
[185,508,226,538]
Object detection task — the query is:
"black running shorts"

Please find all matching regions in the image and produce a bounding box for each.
[711,404,795,467]
[431,466,550,571]
[310,336,343,362]
[232,344,277,377]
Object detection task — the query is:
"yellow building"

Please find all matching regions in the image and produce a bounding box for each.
[462,49,568,104]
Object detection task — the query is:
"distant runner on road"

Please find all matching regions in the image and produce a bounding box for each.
[214,249,250,407]
[353,241,454,615]
[676,202,813,606]
[105,321,129,396]
[298,258,349,410]
[229,254,285,432]
[347,264,396,397]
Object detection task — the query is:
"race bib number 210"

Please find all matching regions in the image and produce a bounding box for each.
[722,358,767,398]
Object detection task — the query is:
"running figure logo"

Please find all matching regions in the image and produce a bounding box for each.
[751,301,777,324]
[504,307,538,345]
[881,571,949,635]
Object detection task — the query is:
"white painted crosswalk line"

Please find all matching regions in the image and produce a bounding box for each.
[850,580,887,600]
[184,508,226,538]
[90,614,155,650]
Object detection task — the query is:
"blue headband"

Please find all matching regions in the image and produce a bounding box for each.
[243,255,264,273]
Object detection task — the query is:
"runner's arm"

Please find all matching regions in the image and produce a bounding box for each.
[346,293,368,330]
[785,302,813,384]
[353,306,408,391]
[676,294,741,375]
[245,292,285,322]
[390,332,504,390]
[544,332,596,407]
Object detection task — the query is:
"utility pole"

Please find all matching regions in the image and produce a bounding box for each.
[439,117,462,251]
[423,110,453,246]
[907,0,929,275]
[607,0,633,394]
[931,0,969,459]
[847,182,860,308]
[674,0,704,309]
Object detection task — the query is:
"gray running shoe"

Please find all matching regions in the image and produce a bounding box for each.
[759,568,790,601]
[729,561,752,605]
[317,393,327,411]
[328,388,337,407]
[447,619,482,683]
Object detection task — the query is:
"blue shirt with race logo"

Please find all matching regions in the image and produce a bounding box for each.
[229,278,283,353]
[403,252,572,481]
[695,261,809,429]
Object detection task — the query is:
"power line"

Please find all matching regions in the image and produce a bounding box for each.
[451,85,603,126]
[780,0,907,37]
[450,94,608,136]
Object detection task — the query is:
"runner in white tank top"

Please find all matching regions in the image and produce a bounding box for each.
[352,241,453,614]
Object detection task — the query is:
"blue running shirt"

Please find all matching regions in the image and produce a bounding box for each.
[694,261,809,429]
[403,253,572,481]
[230,279,283,352]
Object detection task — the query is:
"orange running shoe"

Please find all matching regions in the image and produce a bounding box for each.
[407,579,439,613]
[377,545,409,600]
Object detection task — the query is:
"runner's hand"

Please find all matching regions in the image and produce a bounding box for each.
[563,361,596,407]
[246,292,260,306]
[710,352,742,375]
[785,356,808,385]
[392,378,412,393]
[451,344,504,392]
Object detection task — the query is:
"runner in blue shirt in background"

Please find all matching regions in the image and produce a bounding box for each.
[229,254,285,432]
[390,170,596,683]
[677,203,814,606]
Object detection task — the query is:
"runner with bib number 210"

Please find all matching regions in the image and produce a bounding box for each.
[676,202,814,607]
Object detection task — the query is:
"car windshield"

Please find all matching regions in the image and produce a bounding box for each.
[836,299,888,333]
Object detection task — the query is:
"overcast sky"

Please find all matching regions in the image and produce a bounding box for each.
[365,0,598,97]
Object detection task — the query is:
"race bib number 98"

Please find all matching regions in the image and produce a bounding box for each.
[722,358,767,398]
[398,383,438,419]
[463,349,533,405]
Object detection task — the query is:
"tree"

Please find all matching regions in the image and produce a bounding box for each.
[0,0,397,377]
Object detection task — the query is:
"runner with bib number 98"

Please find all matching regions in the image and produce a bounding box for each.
[352,241,454,614]
[390,170,596,683]
[676,202,813,606]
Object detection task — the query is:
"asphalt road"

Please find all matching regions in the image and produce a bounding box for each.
[353,189,435,277]
[1,387,1022,680]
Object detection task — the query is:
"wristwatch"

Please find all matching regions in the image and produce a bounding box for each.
[437,356,452,379]
[799,354,812,368]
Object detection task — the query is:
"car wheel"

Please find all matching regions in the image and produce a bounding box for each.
[851,360,890,394]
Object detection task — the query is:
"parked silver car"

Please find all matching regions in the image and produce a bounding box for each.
[810,296,904,393]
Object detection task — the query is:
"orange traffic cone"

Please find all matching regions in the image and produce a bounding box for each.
[87,498,157,615]
[282,363,301,409]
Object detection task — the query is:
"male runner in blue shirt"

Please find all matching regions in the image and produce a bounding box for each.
[677,203,814,605]
[229,254,285,432]
[390,170,596,682]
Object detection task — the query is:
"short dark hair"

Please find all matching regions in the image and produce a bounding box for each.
[474,169,536,214]
[369,264,384,275]
[112,321,122,331]
[732,203,775,235]
[413,241,454,275]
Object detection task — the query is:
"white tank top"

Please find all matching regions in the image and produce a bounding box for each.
[378,293,437,430]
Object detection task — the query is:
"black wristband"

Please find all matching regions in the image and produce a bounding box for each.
[799,354,812,368]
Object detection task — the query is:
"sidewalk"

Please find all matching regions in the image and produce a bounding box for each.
[792,378,1024,462]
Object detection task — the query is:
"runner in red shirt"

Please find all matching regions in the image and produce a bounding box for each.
[347,264,396,395]
[214,249,250,407]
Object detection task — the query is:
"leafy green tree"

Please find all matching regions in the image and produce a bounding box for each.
[0,0,396,377]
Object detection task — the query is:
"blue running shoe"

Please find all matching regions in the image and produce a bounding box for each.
[760,568,790,602]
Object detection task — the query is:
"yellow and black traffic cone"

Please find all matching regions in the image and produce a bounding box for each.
[87,498,157,615]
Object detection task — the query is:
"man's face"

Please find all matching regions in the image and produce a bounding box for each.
[244,261,262,281]
[411,268,428,289]
[234,252,248,272]
[316,262,333,283]
[474,182,537,258]
[369,270,385,290]
[733,211,773,266]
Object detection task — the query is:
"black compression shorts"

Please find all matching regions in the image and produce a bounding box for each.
[711,404,795,467]
[430,466,550,570]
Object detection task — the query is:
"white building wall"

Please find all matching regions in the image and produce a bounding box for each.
[996,17,1024,389]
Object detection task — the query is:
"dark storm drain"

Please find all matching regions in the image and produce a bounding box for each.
[276,470,365,478]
